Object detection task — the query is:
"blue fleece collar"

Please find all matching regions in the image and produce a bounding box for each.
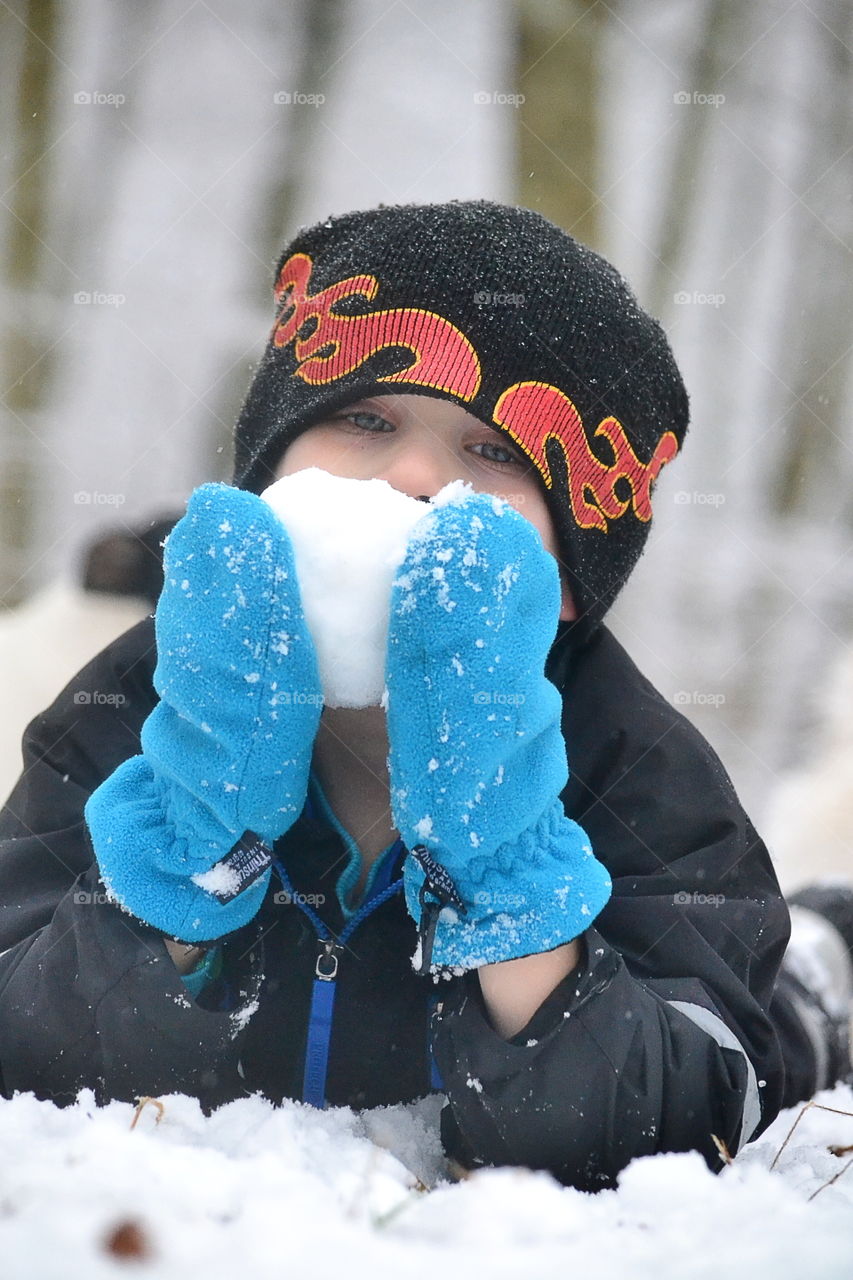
[306,771,401,921]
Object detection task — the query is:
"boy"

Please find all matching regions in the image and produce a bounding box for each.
[1,201,850,1192]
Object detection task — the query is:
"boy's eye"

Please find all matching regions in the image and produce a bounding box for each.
[340,411,394,433]
[472,438,524,466]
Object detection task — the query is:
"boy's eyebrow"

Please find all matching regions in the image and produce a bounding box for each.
[337,396,398,414]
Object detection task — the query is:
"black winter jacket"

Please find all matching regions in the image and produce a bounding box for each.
[0,617,797,1190]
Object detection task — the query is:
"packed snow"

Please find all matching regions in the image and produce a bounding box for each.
[1,1084,852,1279]
[260,469,473,707]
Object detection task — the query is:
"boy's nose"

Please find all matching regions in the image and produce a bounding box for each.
[375,448,456,502]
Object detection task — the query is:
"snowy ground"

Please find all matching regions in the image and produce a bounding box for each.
[2,1084,852,1280]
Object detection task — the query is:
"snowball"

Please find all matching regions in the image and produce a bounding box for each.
[260,469,474,708]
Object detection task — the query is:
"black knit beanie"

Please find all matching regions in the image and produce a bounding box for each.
[232,200,688,622]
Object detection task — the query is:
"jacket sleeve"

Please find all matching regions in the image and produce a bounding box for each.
[0,620,259,1107]
[431,626,791,1191]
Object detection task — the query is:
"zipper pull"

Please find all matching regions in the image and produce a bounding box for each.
[315,939,342,981]
[410,845,466,975]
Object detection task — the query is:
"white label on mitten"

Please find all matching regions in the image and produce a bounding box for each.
[261,469,473,708]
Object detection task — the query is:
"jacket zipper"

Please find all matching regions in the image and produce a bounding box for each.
[272,853,405,1108]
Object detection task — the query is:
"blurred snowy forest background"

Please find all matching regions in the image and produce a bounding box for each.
[1,0,852,858]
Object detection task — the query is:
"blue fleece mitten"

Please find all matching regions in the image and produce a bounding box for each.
[85,483,322,942]
[385,492,612,971]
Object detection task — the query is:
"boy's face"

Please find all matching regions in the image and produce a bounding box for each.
[274,392,576,621]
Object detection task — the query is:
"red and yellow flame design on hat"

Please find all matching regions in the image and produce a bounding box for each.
[273,252,482,400]
[272,251,678,533]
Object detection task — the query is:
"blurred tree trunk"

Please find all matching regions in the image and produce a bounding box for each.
[646,0,739,319]
[257,0,343,259]
[1,0,58,604]
[1,0,513,614]
[769,6,853,524]
[597,0,853,831]
[517,0,603,245]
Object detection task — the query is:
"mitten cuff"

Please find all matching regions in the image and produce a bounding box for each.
[85,756,272,943]
[403,801,612,972]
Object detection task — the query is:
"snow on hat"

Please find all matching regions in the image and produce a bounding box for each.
[232,200,688,621]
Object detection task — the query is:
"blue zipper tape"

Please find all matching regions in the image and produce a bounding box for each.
[302,964,339,1107]
[273,849,405,1109]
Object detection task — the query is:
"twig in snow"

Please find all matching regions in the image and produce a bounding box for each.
[371,1182,430,1232]
[808,1154,853,1201]
[711,1133,733,1165]
[129,1096,165,1130]
[769,1100,853,1171]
